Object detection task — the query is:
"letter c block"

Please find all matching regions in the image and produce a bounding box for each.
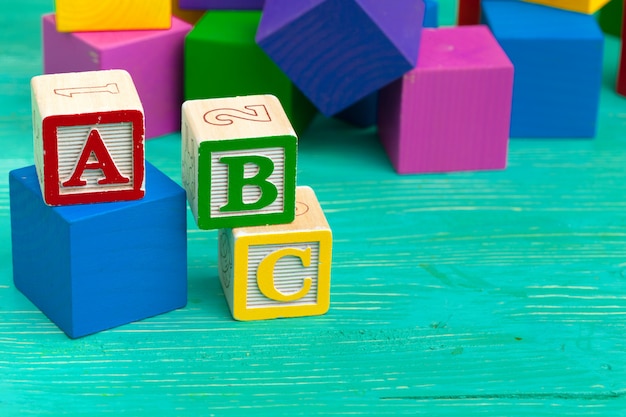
[218,186,332,321]
[31,69,145,206]
[182,94,297,229]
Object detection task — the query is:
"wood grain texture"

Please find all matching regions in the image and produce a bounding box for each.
[2,0,626,415]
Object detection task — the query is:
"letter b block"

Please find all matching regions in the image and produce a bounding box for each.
[31,69,145,206]
[218,186,332,320]
[182,95,297,229]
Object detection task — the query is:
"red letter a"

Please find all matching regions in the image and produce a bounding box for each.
[62,128,130,187]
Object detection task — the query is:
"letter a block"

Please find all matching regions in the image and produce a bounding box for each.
[31,69,144,206]
[182,95,297,230]
[218,186,332,321]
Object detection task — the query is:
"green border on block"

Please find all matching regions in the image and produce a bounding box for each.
[197,135,297,230]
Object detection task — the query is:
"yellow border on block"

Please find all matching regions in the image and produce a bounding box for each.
[233,230,332,321]
[523,0,610,14]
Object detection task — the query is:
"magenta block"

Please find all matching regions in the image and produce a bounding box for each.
[378,25,514,175]
[43,14,192,139]
[179,0,264,9]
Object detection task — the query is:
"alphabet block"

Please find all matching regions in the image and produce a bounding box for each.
[31,69,144,206]
[482,0,604,138]
[55,0,171,32]
[184,11,316,134]
[182,95,297,230]
[218,186,332,321]
[256,0,425,116]
[179,0,264,9]
[9,162,187,339]
[43,14,192,139]
[378,26,514,174]
[523,0,610,14]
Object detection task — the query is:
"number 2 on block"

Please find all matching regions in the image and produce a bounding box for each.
[203,104,272,126]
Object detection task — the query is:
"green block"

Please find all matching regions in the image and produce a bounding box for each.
[598,0,622,38]
[184,11,317,135]
[182,95,297,230]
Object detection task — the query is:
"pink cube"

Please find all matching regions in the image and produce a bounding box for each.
[43,14,192,139]
[378,26,514,174]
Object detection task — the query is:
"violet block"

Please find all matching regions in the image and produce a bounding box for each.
[378,25,514,174]
[43,14,192,139]
[256,0,425,117]
[179,0,264,9]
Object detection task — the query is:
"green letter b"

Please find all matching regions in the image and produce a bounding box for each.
[219,154,278,213]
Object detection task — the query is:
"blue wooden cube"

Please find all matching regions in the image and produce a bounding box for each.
[9,162,187,338]
[256,0,425,117]
[482,0,603,138]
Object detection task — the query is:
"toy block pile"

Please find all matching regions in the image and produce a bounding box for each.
[10,70,187,338]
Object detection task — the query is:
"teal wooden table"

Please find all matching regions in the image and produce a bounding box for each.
[2,1,626,415]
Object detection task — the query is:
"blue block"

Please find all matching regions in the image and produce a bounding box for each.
[9,162,187,338]
[424,0,438,28]
[481,0,604,138]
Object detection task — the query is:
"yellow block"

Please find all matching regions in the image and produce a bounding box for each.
[219,186,333,321]
[55,0,171,32]
[523,0,611,14]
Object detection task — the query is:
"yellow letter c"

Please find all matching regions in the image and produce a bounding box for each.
[257,247,313,302]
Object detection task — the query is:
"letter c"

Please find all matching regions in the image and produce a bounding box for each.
[257,247,313,302]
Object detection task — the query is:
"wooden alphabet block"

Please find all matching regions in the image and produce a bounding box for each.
[182,95,297,230]
[482,1,604,138]
[31,69,144,206]
[9,163,187,339]
[523,0,610,14]
[179,0,264,9]
[256,0,425,116]
[43,14,192,139]
[378,26,513,174]
[218,186,332,321]
[184,11,316,134]
[54,0,172,32]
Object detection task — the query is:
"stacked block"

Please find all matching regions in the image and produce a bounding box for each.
[10,163,187,339]
[43,14,192,139]
[523,0,610,14]
[182,94,297,230]
[179,0,264,8]
[9,69,187,338]
[256,0,425,116]
[184,11,316,134]
[54,0,172,32]
[378,26,514,174]
[219,186,331,320]
[482,0,604,138]
[31,69,144,206]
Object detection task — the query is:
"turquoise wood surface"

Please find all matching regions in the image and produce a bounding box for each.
[2,1,626,415]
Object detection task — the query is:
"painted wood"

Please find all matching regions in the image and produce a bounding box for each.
[523,0,611,14]
[617,3,626,95]
[184,11,316,134]
[31,69,144,206]
[4,1,626,415]
[43,14,191,140]
[182,94,297,230]
[378,26,513,174]
[179,0,264,9]
[9,162,187,339]
[482,0,604,138]
[458,0,481,24]
[219,186,332,321]
[598,0,623,38]
[55,0,172,32]
[256,0,425,116]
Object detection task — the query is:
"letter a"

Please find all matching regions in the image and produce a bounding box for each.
[62,128,130,187]
[218,154,278,212]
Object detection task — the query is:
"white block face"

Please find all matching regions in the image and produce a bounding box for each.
[57,123,135,195]
[181,118,199,219]
[210,147,286,218]
[245,242,320,309]
[218,229,235,310]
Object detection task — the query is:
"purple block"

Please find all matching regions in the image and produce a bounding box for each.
[179,0,264,9]
[43,14,192,139]
[256,0,424,117]
[378,26,514,174]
